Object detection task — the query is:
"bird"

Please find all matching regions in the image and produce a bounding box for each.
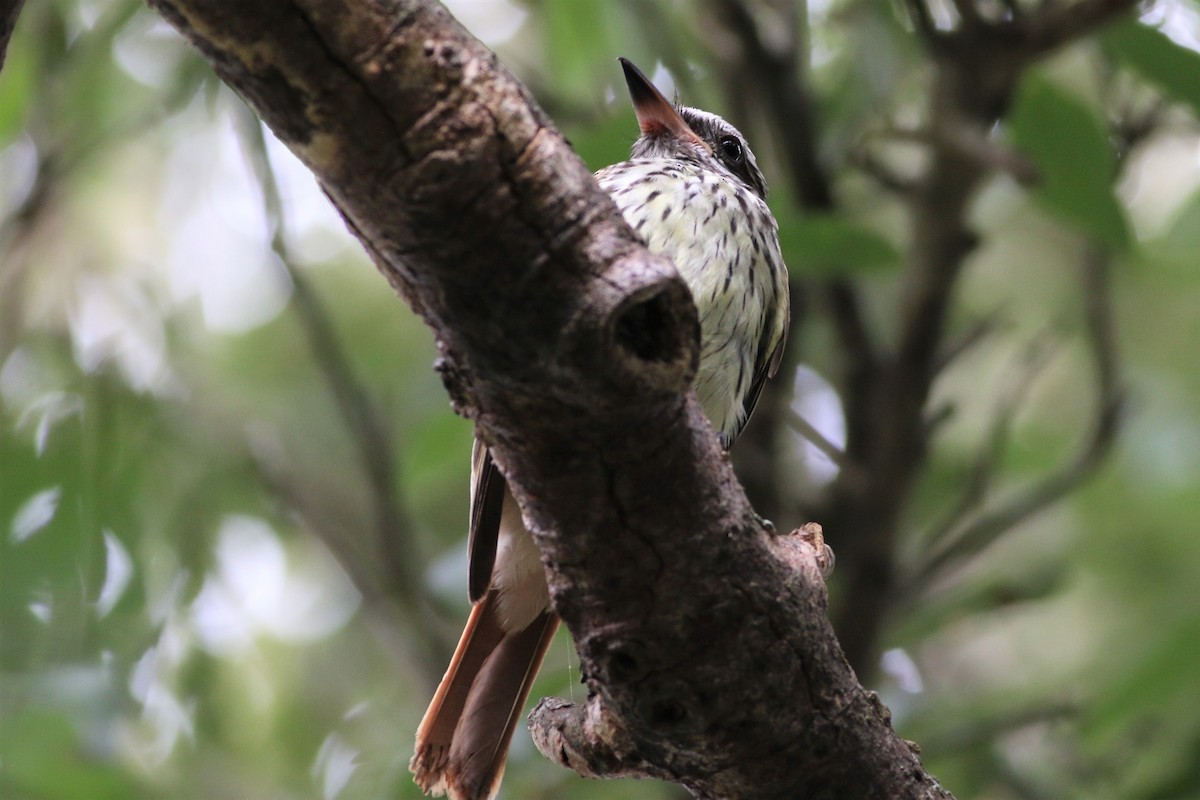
[410,57,790,800]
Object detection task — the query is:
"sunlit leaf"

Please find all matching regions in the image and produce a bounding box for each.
[1008,71,1131,250]
[95,529,133,618]
[14,390,84,456]
[10,486,61,543]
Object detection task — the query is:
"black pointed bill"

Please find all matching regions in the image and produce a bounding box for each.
[618,57,705,148]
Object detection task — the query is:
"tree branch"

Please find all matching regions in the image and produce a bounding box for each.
[0,0,23,70]
[828,0,1137,673]
[148,0,947,797]
[902,0,939,43]
[1015,0,1148,57]
[712,0,879,525]
[912,246,1124,585]
[918,329,1062,556]
[784,406,851,473]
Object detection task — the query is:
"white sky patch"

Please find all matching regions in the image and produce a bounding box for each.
[442,0,528,46]
[1142,0,1200,51]
[1119,134,1200,239]
[127,623,197,766]
[0,347,43,410]
[28,593,52,624]
[263,130,357,266]
[191,515,360,656]
[160,105,292,334]
[69,273,178,396]
[426,539,470,609]
[97,529,134,618]
[112,13,187,89]
[73,0,105,31]
[313,732,360,800]
[787,366,846,489]
[650,62,677,102]
[11,486,61,543]
[881,647,925,694]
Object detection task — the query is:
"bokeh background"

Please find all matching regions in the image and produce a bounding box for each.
[2,1,1200,798]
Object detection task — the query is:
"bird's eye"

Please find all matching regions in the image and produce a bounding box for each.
[719,136,744,164]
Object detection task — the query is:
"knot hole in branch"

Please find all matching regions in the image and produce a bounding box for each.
[612,277,698,377]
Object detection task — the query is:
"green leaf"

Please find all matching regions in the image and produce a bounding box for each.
[1084,619,1200,750]
[543,0,618,98]
[0,711,144,800]
[569,108,639,173]
[1008,71,1131,250]
[1102,20,1200,119]
[0,26,36,144]
[776,213,901,276]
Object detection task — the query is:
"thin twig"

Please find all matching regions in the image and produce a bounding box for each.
[1017,0,1143,58]
[784,406,850,471]
[919,329,1063,555]
[826,0,1138,670]
[903,0,939,40]
[234,106,450,670]
[935,311,1008,373]
[847,146,918,195]
[939,123,1041,185]
[713,0,878,431]
[912,246,1123,584]
[871,123,1040,186]
[949,0,984,30]
[715,0,832,208]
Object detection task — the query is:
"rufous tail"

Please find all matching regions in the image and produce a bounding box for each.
[411,590,559,800]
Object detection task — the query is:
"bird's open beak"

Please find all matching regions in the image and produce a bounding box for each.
[619,58,705,148]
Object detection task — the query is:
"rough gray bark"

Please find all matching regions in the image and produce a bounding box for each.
[146,1,950,797]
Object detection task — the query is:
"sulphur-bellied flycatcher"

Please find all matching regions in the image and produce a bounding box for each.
[411,58,790,800]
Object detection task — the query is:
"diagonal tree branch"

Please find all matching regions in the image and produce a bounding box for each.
[147,0,948,797]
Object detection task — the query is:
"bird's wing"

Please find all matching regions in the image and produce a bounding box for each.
[728,281,790,449]
[467,439,507,603]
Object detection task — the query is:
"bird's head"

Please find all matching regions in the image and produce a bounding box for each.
[619,57,768,200]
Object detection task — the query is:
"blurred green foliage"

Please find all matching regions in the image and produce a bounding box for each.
[2,1,1200,799]
[1010,71,1131,250]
